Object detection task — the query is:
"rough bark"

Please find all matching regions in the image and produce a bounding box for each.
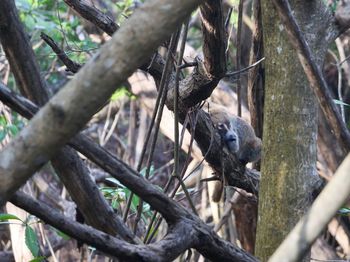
[255,0,334,260]
[68,0,260,194]
[248,0,264,140]
[0,77,258,262]
[0,0,203,205]
[0,0,49,105]
[270,153,350,262]
[200,0,227,78]
[63,0,119,36]
[272,0,350,153]
[0,0,135,242]
[0,0,260,260]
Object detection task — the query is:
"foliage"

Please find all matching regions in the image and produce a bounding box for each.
[16,0,98,86]
[0,112,24,142]
[111,86,136,101]
[0,213,41,260]
[338,207,350,215]
[101,176,153,222]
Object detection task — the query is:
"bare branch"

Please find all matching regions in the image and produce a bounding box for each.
[200,0,227,78]
[40,32,82,73]
[0,82,258,262]
[0,0,136,240]
[11,192,193,262]
[63,0,119,36]
[0,0,202,204]
[226,57,265,77]
[60,0,258,194]
[248,0,264,142]
[0,0,49,105]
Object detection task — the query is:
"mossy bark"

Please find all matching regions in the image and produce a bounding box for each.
[255,1,335,260]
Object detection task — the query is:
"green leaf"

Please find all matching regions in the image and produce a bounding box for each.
[29,257,46,262]
[25,226,40,257]
[0,213,23,222]
[131,195,140,212]
[111,198,119,209]
[0,115,7,126]
[338,207,350,215]
[110,86,133,101]
[7,125,19,136]
[0,130,6,142]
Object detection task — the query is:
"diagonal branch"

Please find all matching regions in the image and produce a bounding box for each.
[0,83,258,261]
[0,0,203,206]
[0,83,260,220]
[11,192,194,262]
[0,82,195,222]
[0,1,49,106]
[40,32,82,73]
[200,0,227,78]
[63,0,119,36]
[59,0,260,194]
[0,0,136,241]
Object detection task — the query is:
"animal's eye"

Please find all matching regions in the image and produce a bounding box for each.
[217,123,225,130]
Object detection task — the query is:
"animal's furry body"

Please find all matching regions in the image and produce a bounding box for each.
[210,107,261,165]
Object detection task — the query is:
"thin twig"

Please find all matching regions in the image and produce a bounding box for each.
[178,61,198,70]
[328,49,345,122]
[40,32,81,73]
[236,0,244,117]
[122,37,178,223]
[225,7,233,30]
[133,32,180,234]
[145,109,200,243]
[226,57,265,77]
[173,20,197,215]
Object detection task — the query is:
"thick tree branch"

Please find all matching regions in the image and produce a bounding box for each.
[0,81,260,196]
[63,0,119,36]
[0,82,200,222]
[272,0,350,154]
[0,0,136,241]
[59,0,259,194]
[200,0,227,78]
[0,0,202,206]
[0,0,49,105]
[0,82,258,262]
[12,190,258,262]
[10,192,194,262]
[0,0,259,260]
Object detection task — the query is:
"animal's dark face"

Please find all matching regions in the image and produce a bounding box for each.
[217,122,239,153]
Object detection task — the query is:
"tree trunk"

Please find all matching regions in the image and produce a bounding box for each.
[255,1,333,260]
